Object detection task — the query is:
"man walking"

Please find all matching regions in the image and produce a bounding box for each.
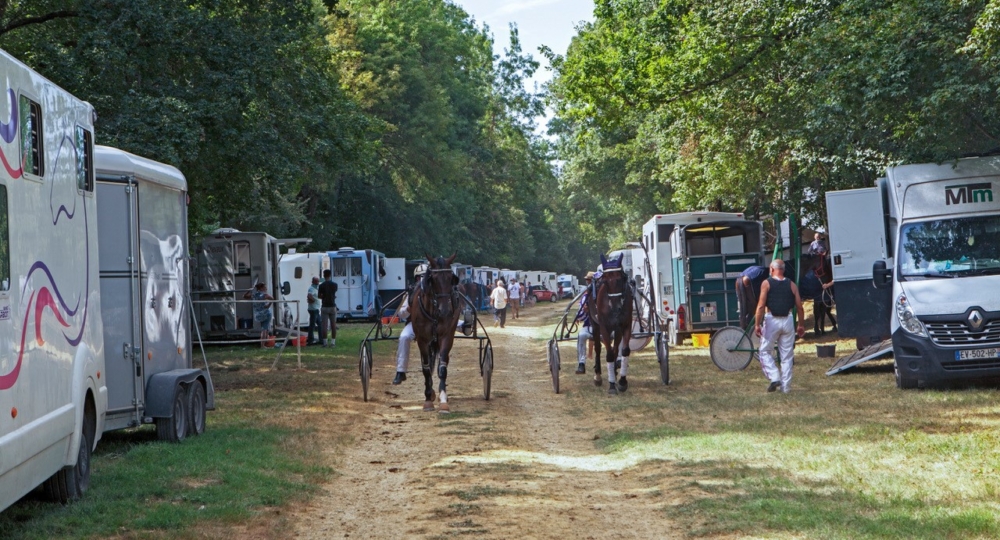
[306,276,321,345]
[754,260,805,393]
[508,278,521,319]
[490,279,508,328]
[318,269,338,347]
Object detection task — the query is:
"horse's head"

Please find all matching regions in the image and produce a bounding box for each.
[597,252,629,312]
[422,253,459,319]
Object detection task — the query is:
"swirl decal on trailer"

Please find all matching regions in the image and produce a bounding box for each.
[0,112,91,390]
[0,88,21,179]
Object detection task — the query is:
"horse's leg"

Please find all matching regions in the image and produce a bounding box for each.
[605,330,618,395]
[419,340,435,412]
[438,335,454,413]
[618,325,632,392]
[593,326,603,386]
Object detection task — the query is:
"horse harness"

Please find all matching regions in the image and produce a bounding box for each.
[415,268,461,367]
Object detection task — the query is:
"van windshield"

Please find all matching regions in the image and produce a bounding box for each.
[898,215,1000,278]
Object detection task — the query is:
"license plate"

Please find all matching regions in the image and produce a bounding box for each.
[956,348,1000,360]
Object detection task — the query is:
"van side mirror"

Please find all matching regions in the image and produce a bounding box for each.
[872,260,892,289]
[282,281,291,296]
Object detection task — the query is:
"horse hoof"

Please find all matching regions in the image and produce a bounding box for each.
[439,403,450,414]
[617,377,628,392]
[608,383,618,396]
[423,401,435,412]
[593,376,602,387]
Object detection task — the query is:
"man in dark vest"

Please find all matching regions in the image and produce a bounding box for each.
[754,259,805,393]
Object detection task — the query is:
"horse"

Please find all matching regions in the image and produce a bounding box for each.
[410,253,462,412]
[587,253,634,395]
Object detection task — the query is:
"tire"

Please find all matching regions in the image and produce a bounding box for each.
[895,359,918,389]
[547,339,560,394]
[709,327,756,372]
[482,342,494,400]
[360,342,373,402]
[656,332,670,385]
[550,294,557,303]
[188,381,207,436]
[44,402,94,503]
[156,384,189,442]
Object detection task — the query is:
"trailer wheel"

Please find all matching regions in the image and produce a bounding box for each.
[44,397,95,503]
[156,384,189,442]
[188,381,207,436]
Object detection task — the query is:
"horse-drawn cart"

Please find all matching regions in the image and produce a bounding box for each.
[358,290,494,403]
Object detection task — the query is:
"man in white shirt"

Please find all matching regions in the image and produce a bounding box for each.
[490,279,508,328]
[508,279,522,319]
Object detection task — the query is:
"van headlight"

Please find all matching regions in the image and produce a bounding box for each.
[895,293,926,337]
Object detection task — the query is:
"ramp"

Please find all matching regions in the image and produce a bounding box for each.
[825,339,893,375]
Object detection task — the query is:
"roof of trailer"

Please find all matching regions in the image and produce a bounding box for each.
[95,145,187,191]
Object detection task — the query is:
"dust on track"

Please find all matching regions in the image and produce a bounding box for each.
[292,304,681,539]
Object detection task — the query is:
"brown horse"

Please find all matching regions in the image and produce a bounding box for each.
[410,254,461,412]
[588,253,634,395]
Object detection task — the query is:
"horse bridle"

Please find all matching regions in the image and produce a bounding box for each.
[416,268,460,328]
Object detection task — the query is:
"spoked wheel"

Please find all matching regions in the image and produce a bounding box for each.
[359,341,373,401]
[481,341,494,400]
[656,331,670,385]
[629,318,653,352]
[547,339,560,394]
[709,327,757,372]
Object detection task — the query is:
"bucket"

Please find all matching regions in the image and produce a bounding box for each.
[816,344,836,358]
[263,336,276,348]
[296,335,308,347]
[381,316,399,325]
[692,333,710,348]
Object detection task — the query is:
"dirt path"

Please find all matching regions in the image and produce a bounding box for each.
[292,304,679,539]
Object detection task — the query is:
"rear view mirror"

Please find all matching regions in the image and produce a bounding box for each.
[282,281,291,296]
[872,260,892,289]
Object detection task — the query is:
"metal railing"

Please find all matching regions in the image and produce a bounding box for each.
[190,298,303,369]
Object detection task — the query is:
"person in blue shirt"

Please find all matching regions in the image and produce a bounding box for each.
[243,282,274,347]
[736,265,768,329]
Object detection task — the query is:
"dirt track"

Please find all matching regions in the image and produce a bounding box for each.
[292,304,680,539]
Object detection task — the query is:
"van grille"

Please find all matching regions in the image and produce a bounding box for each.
[924,320,1000,347]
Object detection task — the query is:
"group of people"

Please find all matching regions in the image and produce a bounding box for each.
[242,270,339,347]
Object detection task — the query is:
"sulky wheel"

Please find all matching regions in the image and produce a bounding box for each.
[547,339,560,394]
[709,327,756,372]
[359,341,373,402]
[482,341,494,400]
[656,331,670,385]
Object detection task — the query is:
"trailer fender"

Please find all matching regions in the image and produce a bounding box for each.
[144,370,205,419]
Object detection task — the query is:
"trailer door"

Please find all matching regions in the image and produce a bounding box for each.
[97,181,143,422]
[196,239,237,332]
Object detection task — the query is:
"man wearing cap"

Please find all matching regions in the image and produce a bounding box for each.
[318,269,338,347]
[243,282,274,347]
[755,259,806,393]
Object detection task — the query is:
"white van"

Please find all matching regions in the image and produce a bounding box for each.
[0,49,106,511]
[278,252,329,328]
[828,156,1000,388]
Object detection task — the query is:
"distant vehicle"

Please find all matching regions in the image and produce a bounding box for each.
[556,274,578,298]
[328,247,387,321]
[532,288,559,303]
[641,212,764,345]
[828,156,1000,388]
[278,251,329,328]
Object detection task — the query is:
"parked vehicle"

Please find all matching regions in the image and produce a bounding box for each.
[378,257,406,311]
[827,156,1000,388]
[328,247,387,321]
[532,288,559,303]
[278,251,329,328]
[641,212,764,345]
[192,229,309,337]
[0,50,106,511]
[474,266,499,286]
[95,146,213,442]
[556,274,578,298]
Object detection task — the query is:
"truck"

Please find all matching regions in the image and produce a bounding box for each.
[328,247,386,321]
[827,156,1000,388]
[95,146,213,441]
[192,229,310,338]
[0,49,106,511]
[640,212,764,345]
[278,251,329,328]
[556,274,579,298]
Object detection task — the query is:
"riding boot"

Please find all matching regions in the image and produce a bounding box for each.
[392,372,406,385]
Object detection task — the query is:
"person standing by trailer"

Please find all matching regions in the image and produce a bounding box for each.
[812,247,837,336]
[754,260,806,393]
[318,269,338,347]
[244,282,275,346]
[508,279,522,319]
[306,276,321,345]
[491,279,509,328]
[736,265,769,329]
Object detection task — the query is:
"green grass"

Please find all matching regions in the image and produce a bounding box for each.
[569,340,1000,539]
[0,324,375,539]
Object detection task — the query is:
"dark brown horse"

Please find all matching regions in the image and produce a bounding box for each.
[588,253,634,395]
[410,254,461,412]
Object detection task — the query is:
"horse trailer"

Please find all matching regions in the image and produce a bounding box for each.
[278,252,329,328]
[192,229,310,338]
[0,49,107,511]
[641,212,764,345]
[328,247,386,321]
[378,257,406,311]
[95,146,213,440]
[474,266,499,286]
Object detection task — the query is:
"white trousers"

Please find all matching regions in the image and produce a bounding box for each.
[759,313,794,392]
[577,326,592,364]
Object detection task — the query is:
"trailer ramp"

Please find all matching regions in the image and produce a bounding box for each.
[825,339,893,376]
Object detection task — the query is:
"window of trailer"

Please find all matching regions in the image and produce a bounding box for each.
[18,95,43,177]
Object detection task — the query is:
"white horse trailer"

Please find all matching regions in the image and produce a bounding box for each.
[474,266,499,286]
[278,252,329,328]
[0,50,106,512]
[95,146,213,441]
[378,257,406,311]
[192,230,310,338]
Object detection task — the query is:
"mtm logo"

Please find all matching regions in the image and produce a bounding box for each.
[945,183,994,205]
